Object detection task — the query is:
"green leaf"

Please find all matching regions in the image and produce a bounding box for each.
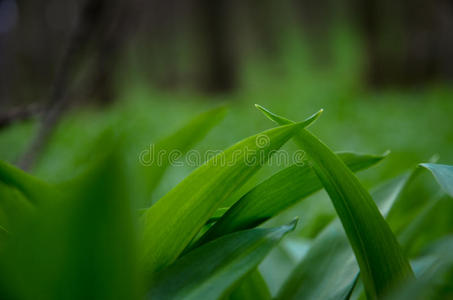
[386,236,453,300]
[395,163,453,257]
[0,151,139,300]
[277,173,413,300]
[0,181,35,235]
[139,106,227,205]
[194,151,386,247]
[351,164,453,299]
[0,159,56,205]
[419,163,453,197]
[206,207,230,225]
[147,220,297,300]
[141,117,317,278]
[225,269,272,300]
[256,104,413,299]
[398,194,453,258]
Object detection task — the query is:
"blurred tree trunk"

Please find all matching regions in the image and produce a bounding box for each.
[354,0,453,87]
[293,0,334,66]
[197,0,236,93]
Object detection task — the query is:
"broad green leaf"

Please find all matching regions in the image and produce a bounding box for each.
[147,220,297,300]
[256,104,413,299]
[225,269,272,300]
[0,160,56,204]
[419,163,453,197]
[194,151,386,247]
[0,151,139,300]
[141,117,318,278]
[139,106,227,205]
[277,173,412,300]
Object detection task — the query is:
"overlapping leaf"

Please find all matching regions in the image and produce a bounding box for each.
[277,173,413,300]
[0,159,57,205]
[386,236,453,300]
[194,151,386,248]
[256,105,413,299]
[141,114,319,277]
[147,221,297,300]
[139,106,227,205]
[225,269,272,300]
[419,163,453,197]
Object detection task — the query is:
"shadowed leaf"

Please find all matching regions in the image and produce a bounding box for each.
[147,220,297,300]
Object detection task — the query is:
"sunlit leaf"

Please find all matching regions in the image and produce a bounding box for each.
[141,114,319,278]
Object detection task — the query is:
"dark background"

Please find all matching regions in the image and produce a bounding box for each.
[1,0,453,107]
[0,0,452,184]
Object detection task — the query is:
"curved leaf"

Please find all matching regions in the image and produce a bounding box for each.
[386,236,453,300]
[277,173,413,300]
[195,152,386,247]
[224,269,272,300]
[139,106,227,206]
[256,104,413,299]
[419,163,453,197]
[147,220,297,300]
[141,115,318,277]
[0,160,56,205]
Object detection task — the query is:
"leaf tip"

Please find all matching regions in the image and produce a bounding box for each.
[382,149,391,157]
[254,104,293,125]
[302,109,323,128]
[287,217,299,231]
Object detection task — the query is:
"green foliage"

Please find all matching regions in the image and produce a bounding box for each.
[138,106,227,206]
[193,151,386,249]
[141,122,300,277]
[147,221,296,300]
[0,105,452,300]
[256,104,414,299]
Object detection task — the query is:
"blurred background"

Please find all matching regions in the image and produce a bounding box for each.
[0,0,452,190]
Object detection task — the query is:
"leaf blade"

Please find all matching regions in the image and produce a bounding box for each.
[195,152,386,247]
[256,105,413,299]
[141,120,313,277]
[419,163,453,197]
[147,221,297,300]
[277,173,413,300]
[225,269,272,300]
[0,160,56,205]
[139,106,227,205]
